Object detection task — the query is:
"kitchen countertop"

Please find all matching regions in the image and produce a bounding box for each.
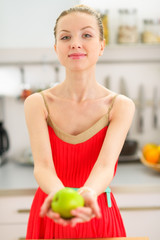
[0,160,37,195]
[0,160,160,195]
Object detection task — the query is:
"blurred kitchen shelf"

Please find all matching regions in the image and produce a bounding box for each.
[0,44,160,66]
[0,48,58,66]
[102,43,160,64]
[0,94,20,98]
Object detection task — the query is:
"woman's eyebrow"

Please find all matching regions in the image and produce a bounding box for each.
[59,26,95,33]
[59,30,70,33]
[81,26,94,30]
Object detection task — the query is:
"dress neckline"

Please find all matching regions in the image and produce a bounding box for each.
[47,112,109,144]
[40,92,118,144]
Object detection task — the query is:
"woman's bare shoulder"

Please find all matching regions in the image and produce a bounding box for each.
[117,94,135,109]
[24,92,42,108]
[24,92,48,118]
[110,94,135,120]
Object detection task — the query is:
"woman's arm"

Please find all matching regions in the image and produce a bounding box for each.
[63,95,135,227]
[82,95,135,196]
[24,93,64,195]
[24,93,101,227]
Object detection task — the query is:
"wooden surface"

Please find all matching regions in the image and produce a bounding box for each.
[32,237,149,240]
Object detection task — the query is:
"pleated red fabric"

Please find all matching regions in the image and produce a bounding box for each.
[26,123,126,239]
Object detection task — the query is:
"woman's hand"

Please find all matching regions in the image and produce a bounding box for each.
[40,190,101,227]
[69,191,101,227]
[40,191,71,227]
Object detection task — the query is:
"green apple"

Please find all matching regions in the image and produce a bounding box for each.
[51,187,84,219]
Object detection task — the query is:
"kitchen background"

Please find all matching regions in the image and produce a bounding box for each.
[0,0,160,240]
[0,0,160,159]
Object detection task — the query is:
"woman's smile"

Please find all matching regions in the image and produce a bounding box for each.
[68,53,87,59]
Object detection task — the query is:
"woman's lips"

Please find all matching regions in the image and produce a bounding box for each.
[68,53,86,59]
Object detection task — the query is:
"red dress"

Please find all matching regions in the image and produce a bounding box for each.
[26,93,126,239]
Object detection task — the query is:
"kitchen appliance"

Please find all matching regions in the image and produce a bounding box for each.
[120,139,138,156]
[0,121,9,165]
[119,139,140,162]
[0,97,10,165]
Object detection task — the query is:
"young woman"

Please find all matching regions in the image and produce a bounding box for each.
[25,5,135,239]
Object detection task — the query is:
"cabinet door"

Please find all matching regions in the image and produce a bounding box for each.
[120,209,160,240]
[0,224,27,240]
[114,192,160,240]
[0,195,33,224]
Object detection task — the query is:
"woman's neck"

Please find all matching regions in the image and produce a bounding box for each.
[59,68,99,102]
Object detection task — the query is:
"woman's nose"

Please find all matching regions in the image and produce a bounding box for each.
[70,40,82,49]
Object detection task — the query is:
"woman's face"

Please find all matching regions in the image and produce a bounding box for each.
[54,12,105,72]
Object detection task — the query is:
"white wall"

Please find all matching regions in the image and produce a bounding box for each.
[0,0,79,48]
[80,0,160,16]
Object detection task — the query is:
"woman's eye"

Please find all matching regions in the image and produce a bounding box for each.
[61,36,70,40]
[83,33,92,38]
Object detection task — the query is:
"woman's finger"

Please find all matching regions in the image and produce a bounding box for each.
[81,192,102,219]
[73,212,95,222]
[40,195,53,217]
[72,206,92,214]
[46,210,71,226]
[70,217,83,227]
[71,207,92,218]
[71,207,95,223]
[46,209,60,219]
[54,218,70,226]
[89,201,101,218]
[84,197,101,218]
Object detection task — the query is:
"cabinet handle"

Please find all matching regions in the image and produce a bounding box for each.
[17,209,30,213]
[119,206,160,211]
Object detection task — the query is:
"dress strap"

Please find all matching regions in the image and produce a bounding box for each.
[40,91,50,115]
[105,187,112,208]
[107,94,118,119]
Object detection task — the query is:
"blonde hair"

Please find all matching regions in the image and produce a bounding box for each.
[54,5,104,42]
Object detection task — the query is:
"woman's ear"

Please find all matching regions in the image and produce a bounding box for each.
[54,44,57,53]
[99,39,105,56]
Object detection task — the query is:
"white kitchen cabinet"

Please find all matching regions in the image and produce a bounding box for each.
[0,224,27,240]
[0,194,33,240]
[114,191,160,240]
[120,208,160,240]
